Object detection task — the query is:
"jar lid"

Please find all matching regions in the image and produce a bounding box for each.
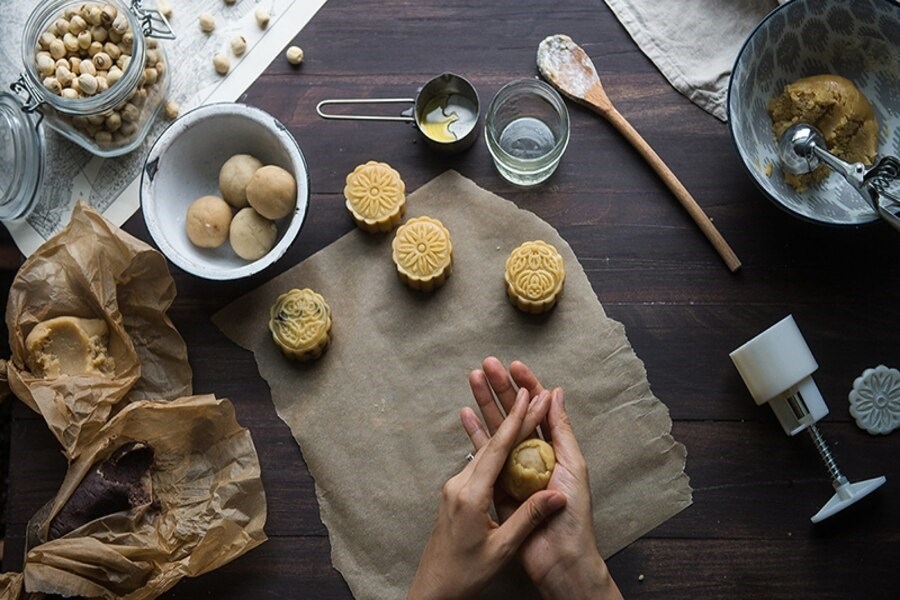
[0,92,43,221]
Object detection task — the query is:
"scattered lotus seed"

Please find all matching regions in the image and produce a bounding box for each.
[164,100,180,120]
[286,45,303,65]
[199,13,216,33]
[213,52,230,75]
[255,7,270,28]
[230,35,248,56]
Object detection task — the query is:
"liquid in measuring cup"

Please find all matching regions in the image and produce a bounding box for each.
[418,94,478,143]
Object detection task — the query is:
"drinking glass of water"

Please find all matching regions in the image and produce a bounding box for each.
[485,79,570,186]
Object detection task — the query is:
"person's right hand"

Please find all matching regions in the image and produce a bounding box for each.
[460,357,623,600]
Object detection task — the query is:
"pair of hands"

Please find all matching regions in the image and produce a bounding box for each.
[408,358,621,600]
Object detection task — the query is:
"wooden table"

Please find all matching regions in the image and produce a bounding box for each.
[3,1,899,597]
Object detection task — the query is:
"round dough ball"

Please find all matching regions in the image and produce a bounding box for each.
[230,207,278,260]
[219,154,263,209]
[499,438,556,502]
[246,165,297,220]
[186,195,232,248]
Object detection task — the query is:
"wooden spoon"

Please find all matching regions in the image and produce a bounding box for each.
[537,34,741,273]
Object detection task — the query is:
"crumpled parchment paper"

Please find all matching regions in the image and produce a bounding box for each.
[5,202,192,459]
[0,205,266,600]
[13,395,267,600]
[214,171,693,598]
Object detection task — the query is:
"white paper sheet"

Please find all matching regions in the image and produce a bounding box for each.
[2,0,327,256]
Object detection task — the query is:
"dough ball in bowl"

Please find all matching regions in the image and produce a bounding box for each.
[219,154,263,208]
[230,207,277,260]
[186,195,232,248]
[141,103,309,280]
[247,165,297,220]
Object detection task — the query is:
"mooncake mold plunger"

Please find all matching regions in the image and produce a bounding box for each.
[730,315,886,523]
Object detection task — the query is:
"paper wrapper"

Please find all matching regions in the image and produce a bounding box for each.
[4,202,192,459]
[214,171,693,598]
[13,395,267,600]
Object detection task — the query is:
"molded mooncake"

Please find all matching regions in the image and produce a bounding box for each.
[391,216,453,292]
[344,161,406,232]
[269,288,332,361]
[500,438,556,501]
[504,240,566,314]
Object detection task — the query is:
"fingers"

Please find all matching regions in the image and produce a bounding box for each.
[493,490,566,558]
[482,356,520,414]
[547,388,585,466]
[517,390,551,445]
[460,407,490,451]
[462,389,549,453]
[509,360,546,397]
[470,388,529,490]
[469,369,505,434]
[510,360,551,441]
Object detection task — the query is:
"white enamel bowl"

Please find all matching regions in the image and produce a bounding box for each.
[141,103,309,279]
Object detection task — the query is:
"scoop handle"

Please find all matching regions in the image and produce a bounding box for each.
[599,102,742,272]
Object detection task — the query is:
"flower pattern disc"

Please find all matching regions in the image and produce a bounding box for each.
[849,364,900,435]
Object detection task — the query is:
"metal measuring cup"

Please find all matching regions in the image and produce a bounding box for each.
[316,73,480,154]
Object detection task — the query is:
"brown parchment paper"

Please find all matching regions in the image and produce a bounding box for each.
[214,171,693,598]
[5,202,192,459]
[17,395,267,600]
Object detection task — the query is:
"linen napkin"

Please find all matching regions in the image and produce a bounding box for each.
[604,0,787,120]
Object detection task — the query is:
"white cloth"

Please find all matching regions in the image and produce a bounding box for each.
[603,0,786,121]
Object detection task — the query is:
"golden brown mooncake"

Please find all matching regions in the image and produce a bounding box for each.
[504,240,566,314]
[343,161,406,232]
[391,216,453,292]
[500,438,556,501]
[268,288,332,361]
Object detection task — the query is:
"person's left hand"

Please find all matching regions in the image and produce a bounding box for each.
[408,389,567,600]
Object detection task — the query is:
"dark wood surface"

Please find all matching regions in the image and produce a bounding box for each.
[4,1,900,598]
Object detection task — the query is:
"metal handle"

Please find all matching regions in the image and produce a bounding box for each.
[9,75,45,127]
[810,145,900,232]
[316,98,416,122]
[131,0,176,40]
[810,145,867,189]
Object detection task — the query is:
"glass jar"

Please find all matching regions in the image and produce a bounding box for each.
[19,0,171,156]
[0,0,173,221]
[0,94,43,220]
